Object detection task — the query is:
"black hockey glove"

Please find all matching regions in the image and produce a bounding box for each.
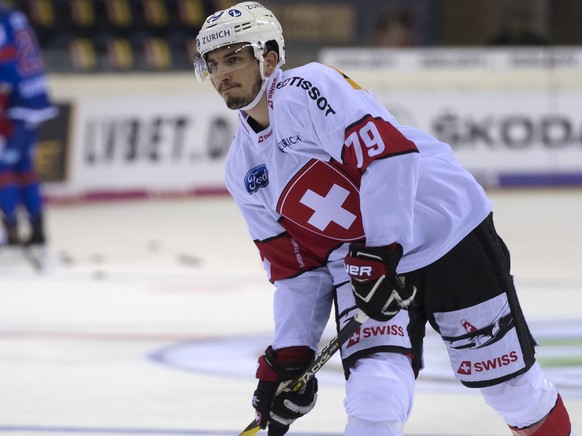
[252,345,318,436]
[345,243,416,322]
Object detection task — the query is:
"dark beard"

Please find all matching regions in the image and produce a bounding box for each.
[225,76,263,110]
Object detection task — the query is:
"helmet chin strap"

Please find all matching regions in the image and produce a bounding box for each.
[239,57,270,112]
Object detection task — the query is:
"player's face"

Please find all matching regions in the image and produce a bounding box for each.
[206,44,262,110]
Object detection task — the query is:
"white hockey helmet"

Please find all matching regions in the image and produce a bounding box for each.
[194,2,285,82]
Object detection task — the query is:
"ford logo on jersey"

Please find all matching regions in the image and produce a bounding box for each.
[245,164,269,194]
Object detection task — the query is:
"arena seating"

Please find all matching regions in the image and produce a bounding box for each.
[8,0,234,71]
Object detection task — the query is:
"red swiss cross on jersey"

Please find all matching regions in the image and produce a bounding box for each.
[277,159,364,242]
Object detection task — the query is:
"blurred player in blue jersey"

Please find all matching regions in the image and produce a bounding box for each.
[0,1,57,250]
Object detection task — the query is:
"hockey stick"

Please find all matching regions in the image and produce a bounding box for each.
[1,226,43,273]
[18,242,43,273]
[239,309,369,436]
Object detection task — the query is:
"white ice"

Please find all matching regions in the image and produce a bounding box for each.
[0,189,581,435]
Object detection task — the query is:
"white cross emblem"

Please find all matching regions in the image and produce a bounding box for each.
[457,361,472,375]
[299,184,356,231]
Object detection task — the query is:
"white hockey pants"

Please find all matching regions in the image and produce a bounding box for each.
[344,352,414,436]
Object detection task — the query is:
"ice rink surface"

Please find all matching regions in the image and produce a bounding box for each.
[1,189,581,436]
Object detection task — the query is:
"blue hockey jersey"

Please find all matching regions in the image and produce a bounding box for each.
[0,4,56,128]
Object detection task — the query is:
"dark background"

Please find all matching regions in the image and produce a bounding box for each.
[4,0,582,72]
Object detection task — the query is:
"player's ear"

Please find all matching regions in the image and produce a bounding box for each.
[263,50,278,76]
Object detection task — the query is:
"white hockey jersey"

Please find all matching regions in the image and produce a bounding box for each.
[225,63,492,303]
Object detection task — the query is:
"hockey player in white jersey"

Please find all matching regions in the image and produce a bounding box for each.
[194,3,573,435]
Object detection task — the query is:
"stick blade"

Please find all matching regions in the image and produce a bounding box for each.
[238,420,261,436]
[239,420,260,436]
